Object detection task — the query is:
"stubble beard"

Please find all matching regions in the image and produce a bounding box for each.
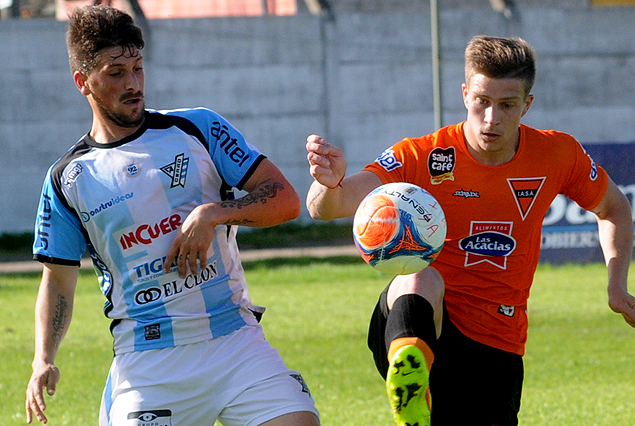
[94,92,146,129]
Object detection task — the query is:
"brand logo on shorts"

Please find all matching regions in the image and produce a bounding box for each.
[290,373,312,396]
[127,409,172,426]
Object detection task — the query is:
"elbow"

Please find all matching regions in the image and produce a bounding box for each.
[282,189,301,223]
[308,208,337,222]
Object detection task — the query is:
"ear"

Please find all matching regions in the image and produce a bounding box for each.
[461,82,469,108]
[73,70,91,96]
[521,94,534,118]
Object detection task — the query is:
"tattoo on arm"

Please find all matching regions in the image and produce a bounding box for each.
[218,182,285,226]
[307,186,326,211]
[51,294,68,347]
[220,182,284,210]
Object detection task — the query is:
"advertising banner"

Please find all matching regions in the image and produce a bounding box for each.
[540,142,635,264]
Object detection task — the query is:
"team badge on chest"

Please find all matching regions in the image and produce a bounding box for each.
[507,177,546,220]
[161,153,190,188]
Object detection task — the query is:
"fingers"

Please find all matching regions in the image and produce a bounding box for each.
[306,134,332,157]
[609,294,635,328]
[26,367,59,424]
[163,229,211,278]
[163,238,180,274]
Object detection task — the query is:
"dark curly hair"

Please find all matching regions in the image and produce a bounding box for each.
[66,5,144,74]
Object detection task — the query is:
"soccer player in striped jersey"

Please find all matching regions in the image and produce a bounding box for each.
[26,5,319,426]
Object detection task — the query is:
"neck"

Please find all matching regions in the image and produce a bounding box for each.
[462,123,520,166]
[89,111,145,144]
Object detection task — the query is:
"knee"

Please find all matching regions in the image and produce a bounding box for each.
[387,267,444,309]
[414,267,444,304]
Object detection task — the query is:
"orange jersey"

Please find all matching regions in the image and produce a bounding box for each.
[364,122,608,355]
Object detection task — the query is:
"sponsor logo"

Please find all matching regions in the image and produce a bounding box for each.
[459,222,516,269]
[589,156,598,181]
[36,194,52,250]
[133,256,177,283]
[119,214,182,250]
[507,177,546,220]
[211,121,251,166]
[428,147,455,185]
[89,252,112,296]
[144,324,161,341]
[64,163,83,186]
[160,153,189,188]
[127,409,172,426]
[80,192,134,222]
[453,189,480,199]
[498,305,516,317]
[375,148,403,172]
[134,261,218,305]
[125,161,142,177]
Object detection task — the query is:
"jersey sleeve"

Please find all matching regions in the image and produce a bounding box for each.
[363,137,430,188]
[165,108,265,189]
[33,170,87,265]
[560,136,609,211]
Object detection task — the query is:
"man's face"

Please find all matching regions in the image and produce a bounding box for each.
[462,73,533,165]
[80,46,145,129]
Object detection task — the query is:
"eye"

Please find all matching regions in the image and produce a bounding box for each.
[475,97,488,105]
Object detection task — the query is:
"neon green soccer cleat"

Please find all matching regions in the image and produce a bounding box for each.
[386,345,432,426]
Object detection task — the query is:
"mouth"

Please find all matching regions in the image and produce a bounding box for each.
[121,92,144,106]
[481,131,500,142]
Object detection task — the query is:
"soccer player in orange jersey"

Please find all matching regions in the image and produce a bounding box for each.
[306,35,634,426]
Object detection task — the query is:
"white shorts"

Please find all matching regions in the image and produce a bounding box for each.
[100,324,319,426]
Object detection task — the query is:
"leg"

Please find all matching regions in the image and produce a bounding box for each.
[259,411,320,426]
[372,268,445,426]
[386,267,445,339]
[368,267,445,378]
[429,317,523,426]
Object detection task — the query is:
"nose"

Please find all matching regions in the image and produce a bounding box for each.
[125,70,143,92]
[484,106,500,125]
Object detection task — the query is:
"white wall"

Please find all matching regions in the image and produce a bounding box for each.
[1,6,634,232]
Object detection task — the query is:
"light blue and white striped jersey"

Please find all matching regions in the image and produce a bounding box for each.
[33,108,265,355]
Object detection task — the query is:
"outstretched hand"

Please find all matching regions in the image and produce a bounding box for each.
[306,134,347,189]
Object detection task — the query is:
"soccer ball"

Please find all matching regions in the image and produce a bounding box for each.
[353,182,446,275]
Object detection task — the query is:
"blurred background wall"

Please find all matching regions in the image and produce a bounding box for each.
[1,0,634,237]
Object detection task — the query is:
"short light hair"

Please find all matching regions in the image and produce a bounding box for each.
[465,35,536,96]
[66,5,144,74]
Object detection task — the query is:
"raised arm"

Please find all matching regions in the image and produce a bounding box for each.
[306,134,382,221]
[164,158,300,277]
[592,177,635,327]
[26,263,79,424]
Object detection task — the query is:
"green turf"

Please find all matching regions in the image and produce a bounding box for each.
[1,260,633,425]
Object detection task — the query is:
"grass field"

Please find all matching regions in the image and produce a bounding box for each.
[1,258,634,425]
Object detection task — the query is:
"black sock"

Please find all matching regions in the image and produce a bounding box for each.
[385,293,437,354]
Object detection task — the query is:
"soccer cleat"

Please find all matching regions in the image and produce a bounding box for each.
[386,344,432,426]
